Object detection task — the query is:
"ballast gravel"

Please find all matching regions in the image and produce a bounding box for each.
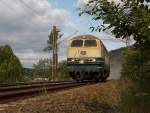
[0,80,119,113]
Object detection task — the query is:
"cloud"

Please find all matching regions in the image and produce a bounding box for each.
[0,0,78,67]
[0,0,126,67]
[77,0,90,7]
[16,50,49,67]
[0,0,77,33]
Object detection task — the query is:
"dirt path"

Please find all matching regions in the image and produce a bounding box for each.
[0,80,120,113]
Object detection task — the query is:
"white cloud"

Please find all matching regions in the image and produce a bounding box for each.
[0,0,79,67]
[0,0,77,32]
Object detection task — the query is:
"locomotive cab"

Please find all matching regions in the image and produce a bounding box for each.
[67,35,110,82]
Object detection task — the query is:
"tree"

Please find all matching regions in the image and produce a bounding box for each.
[0,45,24,83]
[43,27,63,52]
[79,0,150,44]
[32,59,51,80]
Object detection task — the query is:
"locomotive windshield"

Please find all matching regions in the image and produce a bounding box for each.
[71,40,83,47]
[84,40,97,47]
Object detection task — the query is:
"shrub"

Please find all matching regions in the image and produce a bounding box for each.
[120,43,150,113]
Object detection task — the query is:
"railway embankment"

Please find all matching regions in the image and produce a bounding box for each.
[0,80,120,113]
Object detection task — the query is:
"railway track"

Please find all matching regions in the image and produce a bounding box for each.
[0,81,90,103]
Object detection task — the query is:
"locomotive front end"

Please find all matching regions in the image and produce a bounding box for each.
[67,35,107,82]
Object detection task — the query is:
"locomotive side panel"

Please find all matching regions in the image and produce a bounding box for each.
[100,42,110,79]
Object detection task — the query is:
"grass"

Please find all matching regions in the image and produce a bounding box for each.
[119,80,150,113]
[39,88,49,101]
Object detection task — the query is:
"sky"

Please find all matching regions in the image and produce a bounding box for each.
[0,0,126,68]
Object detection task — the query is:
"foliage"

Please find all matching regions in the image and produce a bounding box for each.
[43,28,63,52]
[0,45,24,83]
[120,44,150,113]
[120,83,150,113]
[23,68,33,81]
[32,58,51,80]
[43,32,53,52]
[32,59,69,81]
[121,44,150,83]
[57,60,70,81]
[79,0,150,44]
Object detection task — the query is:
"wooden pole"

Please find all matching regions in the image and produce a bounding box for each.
[55,27,58,80]
[51,26,58,81]
[51,28,54,81]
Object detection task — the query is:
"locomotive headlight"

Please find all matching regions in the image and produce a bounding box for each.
[67,58,74,62]
[71,59,75,62]
[67,58,76,62]
[93,58,96,62]
[79,60,84,64]
[87,58,96,62]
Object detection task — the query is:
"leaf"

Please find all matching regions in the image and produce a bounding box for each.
[94,16,101,20]
[98,28,102,32]
[79,12,84,16]
[89,26,95,32]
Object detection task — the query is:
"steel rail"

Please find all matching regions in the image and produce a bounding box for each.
[0,81,71,87]
[0,82,87,99]
[0,81,73,91]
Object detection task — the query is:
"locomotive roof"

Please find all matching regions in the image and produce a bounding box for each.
[70,35,101,41]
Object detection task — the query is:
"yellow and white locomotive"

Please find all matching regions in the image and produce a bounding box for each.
[67,35,110,82]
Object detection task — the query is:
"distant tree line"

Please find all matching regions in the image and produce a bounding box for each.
[32,58,70,81]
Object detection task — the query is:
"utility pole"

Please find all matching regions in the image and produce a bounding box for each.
[51,26,58,81]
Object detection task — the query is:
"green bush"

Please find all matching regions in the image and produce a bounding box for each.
[120,44,150,113]
[0,45,25,83]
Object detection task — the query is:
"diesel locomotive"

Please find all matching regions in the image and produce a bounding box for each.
[67,35,110,82]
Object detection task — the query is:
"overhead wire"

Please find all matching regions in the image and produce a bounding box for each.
[19,0,53,28]
[57,30,78,45]
[0,0,51,31]
[0,0,14,11]
[19,0,80,48]
[0,0,79,50]
[58,30,79,52]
